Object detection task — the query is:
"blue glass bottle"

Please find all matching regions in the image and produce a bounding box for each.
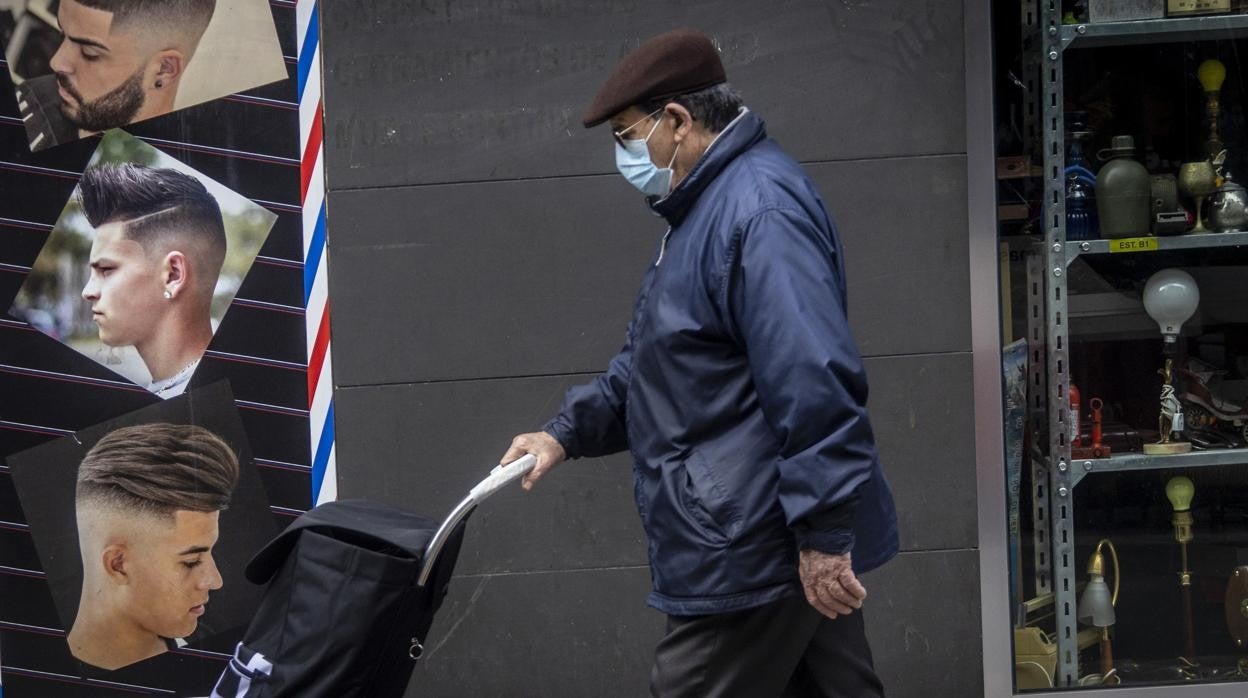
[1064,112,1099,239]
[1066,174,1093,241]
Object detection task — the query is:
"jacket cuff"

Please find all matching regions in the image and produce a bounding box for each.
[794,528,856,555]
[791,496,859,554]
[541,416,580,460]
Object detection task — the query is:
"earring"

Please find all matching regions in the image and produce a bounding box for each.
[163,289,172,300]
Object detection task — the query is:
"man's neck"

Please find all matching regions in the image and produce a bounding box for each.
[671,129,719,191]
[135,310,213,382]
[133,89,177,124]
[68,590,165,670]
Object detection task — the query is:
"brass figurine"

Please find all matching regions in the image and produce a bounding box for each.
[1145,359,1193,454]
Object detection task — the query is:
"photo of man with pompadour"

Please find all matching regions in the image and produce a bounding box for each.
[9,131,276,396]
[69,422,239,671]
[78,162,226,398]
[16,0,216,151]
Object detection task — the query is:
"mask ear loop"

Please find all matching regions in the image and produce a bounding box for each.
[642,113,665,143]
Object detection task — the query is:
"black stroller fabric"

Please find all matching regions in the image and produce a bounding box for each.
[211,499,466,698]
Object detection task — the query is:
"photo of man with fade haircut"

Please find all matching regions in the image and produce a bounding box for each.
[69,422,239,671]
[79,162,226,398]
[16,0,216,151]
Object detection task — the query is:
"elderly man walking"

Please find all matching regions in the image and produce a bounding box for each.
[501,28,898,698]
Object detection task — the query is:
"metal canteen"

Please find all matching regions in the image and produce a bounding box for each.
[1209,175,1248,232]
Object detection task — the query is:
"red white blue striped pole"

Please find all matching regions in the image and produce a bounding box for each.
[297,0,335,506]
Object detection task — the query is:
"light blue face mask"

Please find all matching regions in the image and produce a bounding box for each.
[615,112,681,196]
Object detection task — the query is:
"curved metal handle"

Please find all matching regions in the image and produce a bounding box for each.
[417,454,537,588]
[469,454,537,502]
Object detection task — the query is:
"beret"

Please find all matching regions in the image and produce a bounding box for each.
[582,28,726,128]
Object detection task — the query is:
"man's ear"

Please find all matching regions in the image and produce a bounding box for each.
[102,544,128,584]
[151,50,186,90]
[163,251,190,298]
[667,103,695,142]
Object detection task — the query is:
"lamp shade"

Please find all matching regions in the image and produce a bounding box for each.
[1143,269,1200,341]
[1166,476,1195,512]
[1078,576,1116,627]
[1199,59,1227,93]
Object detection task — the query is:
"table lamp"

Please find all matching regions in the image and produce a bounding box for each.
[1199,60,1226,160]
[1167,476,1198,660]
[1078,539,1120,678]
[1143,270,1199,454]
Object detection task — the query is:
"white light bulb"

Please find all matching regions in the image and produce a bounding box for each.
[1143,269,1200,344]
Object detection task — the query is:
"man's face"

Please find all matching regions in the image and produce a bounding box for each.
[48,0,149,131]
[609,106,673,165]
[82,223,166,348]
[121,509,224,641]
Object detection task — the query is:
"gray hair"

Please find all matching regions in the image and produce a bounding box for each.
[640,83,744,133]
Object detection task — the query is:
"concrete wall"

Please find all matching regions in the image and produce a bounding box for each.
[321,2,981,695]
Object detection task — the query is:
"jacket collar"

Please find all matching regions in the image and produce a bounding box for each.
[649,108,766,226]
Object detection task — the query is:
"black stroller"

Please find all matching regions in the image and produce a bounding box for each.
[211,455,537,698]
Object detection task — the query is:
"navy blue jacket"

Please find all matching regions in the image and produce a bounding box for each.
[545,110,898,615]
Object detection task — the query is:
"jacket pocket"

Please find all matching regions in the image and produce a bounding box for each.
[681,452,742,544]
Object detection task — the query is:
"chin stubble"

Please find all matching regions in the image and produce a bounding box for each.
[60,69,147,132]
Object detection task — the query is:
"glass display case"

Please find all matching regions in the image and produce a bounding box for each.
[993,0,1248,691]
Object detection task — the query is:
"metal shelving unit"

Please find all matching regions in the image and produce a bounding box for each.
[1057,14,1248,49]
[1064,230,1248,265]
[1032,2,1248,686]
[1070,448,1248,486]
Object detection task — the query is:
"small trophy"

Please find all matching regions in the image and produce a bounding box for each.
[1178,161,1218,233]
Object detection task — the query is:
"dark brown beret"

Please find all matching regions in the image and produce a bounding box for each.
[582,28,726,128]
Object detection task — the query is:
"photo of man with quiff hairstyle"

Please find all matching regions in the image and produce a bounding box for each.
[69,422,239,670]
[16,0,216,151]
[79,162,226,398]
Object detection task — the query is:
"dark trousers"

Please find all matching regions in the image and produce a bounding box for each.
[649,594,885,698]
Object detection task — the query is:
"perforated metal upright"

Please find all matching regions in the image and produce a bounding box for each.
[1038,0,1080,685]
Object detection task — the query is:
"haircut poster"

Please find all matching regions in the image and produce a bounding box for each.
[0,1,322,694]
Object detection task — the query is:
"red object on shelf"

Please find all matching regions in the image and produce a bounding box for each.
[1091,397,1103,446]
[1072,396,1112,459]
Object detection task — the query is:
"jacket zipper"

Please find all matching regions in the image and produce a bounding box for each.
[655,227,673,266]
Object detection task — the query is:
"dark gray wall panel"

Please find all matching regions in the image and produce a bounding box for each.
[329,155,969,387]
[863,549,983,698]
[408,566,660,698]
[322,0,965,190]
[335,376,648,575]
[327,176,659,387]
[866,353,977,552]
[811,155,972,357]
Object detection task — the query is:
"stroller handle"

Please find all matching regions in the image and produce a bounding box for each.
[469,453,538,502]
[417,454,537,587]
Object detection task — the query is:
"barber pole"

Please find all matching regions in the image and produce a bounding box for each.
[297,0,336,506]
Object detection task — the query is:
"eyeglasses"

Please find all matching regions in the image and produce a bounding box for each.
[612,108,664,147]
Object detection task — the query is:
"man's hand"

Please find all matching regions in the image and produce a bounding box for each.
[798,549,867,620]
[500,431,567,491]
